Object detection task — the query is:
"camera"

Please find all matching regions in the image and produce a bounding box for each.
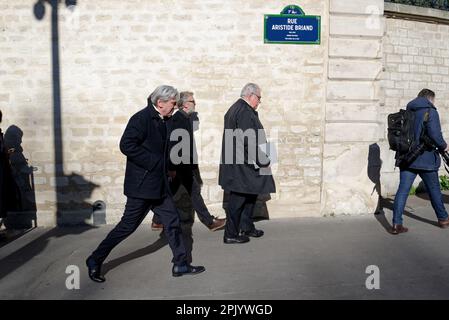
[399,133,449,170]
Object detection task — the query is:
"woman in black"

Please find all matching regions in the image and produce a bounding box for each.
[1,110,7,219]
[0,110,16,221]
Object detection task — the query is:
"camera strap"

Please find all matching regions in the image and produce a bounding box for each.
[444,158,449,175]
[421,107,430,134]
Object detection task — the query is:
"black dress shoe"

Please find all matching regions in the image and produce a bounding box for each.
[223,235,250,244]
[172,264,206,277]
[86,256,106,283]
[241,229,264,238]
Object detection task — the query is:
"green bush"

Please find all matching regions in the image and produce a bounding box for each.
[385,0,449,10]
[440,175,449,190]
[408,176,449,195]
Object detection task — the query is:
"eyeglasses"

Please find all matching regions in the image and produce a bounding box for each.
[186,100,196,105]
[252,94,261,102]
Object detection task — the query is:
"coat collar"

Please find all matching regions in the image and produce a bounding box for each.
[239,98,258,115]
[177,108,190,119]
[407,97,437,111]
[145,104,162,120]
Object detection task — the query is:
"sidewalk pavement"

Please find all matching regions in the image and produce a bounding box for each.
[1,194,449,300]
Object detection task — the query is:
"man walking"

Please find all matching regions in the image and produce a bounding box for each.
[392,89,449,234]
[86,85,205,282]
[219,83,276,244]
[151,91,226,232]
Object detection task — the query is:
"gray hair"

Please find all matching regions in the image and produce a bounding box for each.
[240,83,260,98]
[149,85,179,105]
[177,91,194,109]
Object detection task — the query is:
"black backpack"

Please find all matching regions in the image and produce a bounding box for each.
[387,109,416,154]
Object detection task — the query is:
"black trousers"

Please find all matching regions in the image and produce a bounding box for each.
[0,160,5,218]
[90,196,187,266]
[225,191,258,238]
[154,169,214,226]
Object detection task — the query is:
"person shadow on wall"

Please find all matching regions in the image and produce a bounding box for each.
[57,172,101,226]
[367,143,393,232]
[3,125,101,228]
[3,125,37,230]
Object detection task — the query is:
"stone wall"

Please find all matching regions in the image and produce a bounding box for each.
[0,0,329,226]
[322,0,384,215]
[4,1,448,226]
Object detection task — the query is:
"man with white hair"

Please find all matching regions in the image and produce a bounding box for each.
[219,83,276,244]
[86,85,205,282]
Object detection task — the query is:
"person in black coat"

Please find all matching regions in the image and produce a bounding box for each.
[219,83,276,244]
[86,86,205,282]
[151,91,226,232]
[0,110,17,223]
[0,109,7,221]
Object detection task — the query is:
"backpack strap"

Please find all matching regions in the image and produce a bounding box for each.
[420,107,431,136]
[423,107,431,122]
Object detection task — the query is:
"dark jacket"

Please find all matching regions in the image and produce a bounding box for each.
[218,98,276,194]
[119,103,171,199]
[404,97,447,171]
[189,112,200,171]
[0,129,7,217]
[0,129,18,217]
[167,109,196,173]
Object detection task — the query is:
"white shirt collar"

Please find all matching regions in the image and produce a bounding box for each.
[152,104,163,119]
[152,104,177,119]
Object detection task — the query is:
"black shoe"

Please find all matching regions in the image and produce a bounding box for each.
[86,256,105,283]
[241,229,264,238]
[223,235,250,244]
[172,264,206,277]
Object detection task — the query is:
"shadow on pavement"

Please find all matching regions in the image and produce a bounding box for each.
[380,197,439,229]
[0,226,96,281]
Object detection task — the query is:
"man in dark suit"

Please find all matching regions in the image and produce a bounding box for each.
[219,83,276,244]
[86,86,205,282]
[151,91,226,232]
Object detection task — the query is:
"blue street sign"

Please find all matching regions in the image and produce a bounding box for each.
[264,15,321,44]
